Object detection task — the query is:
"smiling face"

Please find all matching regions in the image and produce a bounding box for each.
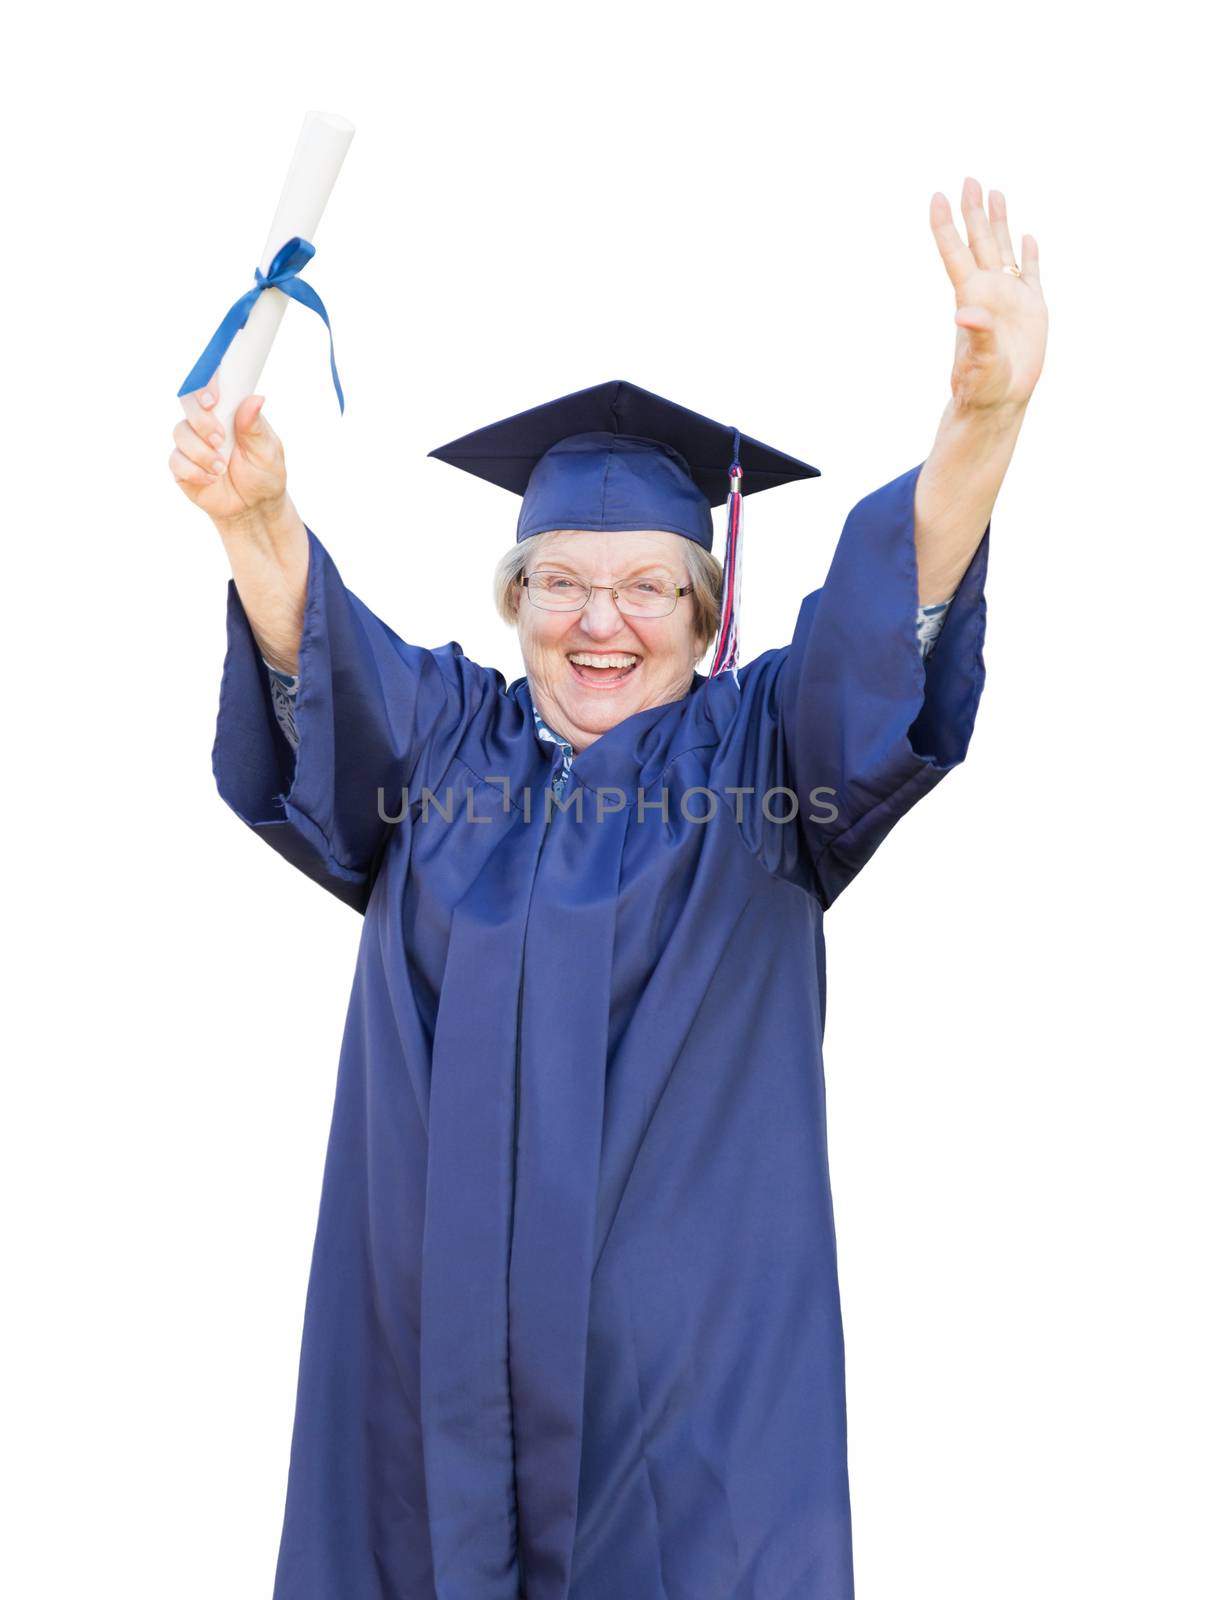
[515,528,702,752]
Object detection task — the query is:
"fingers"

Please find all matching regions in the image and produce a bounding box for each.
[173,416,227,476]
[929,191,977,287]
[959,176,1001,271]
[972,182,1042,287]
[168,443,220,491]
[172,373,227,493]
[169,383,284,512]
[1020,232,1042,291]
[934,179,1039,288]
[986,188,1017,270]
[180,373,223,447]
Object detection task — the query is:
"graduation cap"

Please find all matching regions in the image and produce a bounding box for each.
[428,379,820,679]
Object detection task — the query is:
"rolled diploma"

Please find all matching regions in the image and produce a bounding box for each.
[203,109,355,462]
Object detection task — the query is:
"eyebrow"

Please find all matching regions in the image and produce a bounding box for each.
[530,561,678,581]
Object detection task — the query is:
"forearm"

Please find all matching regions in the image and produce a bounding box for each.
[914,399,1026,605]
[213,494,310,674]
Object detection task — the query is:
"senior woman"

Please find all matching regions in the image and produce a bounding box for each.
[171,178,1047,1600]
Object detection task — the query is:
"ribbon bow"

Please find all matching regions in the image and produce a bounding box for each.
[177,235,344,412]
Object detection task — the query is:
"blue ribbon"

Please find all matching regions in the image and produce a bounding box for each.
[177,235,344,412]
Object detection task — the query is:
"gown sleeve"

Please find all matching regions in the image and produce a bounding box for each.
[772,459,989,910]
[212,524,501,913]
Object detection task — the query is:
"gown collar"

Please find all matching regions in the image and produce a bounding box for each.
[511,673,730,800]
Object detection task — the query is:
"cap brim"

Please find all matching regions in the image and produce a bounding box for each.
[428,378,820,507]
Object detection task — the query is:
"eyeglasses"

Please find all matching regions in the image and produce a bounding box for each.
[521,570,693,618]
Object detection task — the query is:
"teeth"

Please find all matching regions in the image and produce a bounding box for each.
[569,653,638,668]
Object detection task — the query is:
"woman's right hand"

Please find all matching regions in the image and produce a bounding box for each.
[171,376,309,673]
[169,376,288,529]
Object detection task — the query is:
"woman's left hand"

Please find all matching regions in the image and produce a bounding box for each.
[931,177,1048,416]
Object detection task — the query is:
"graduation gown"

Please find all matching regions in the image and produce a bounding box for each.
[213,460,990,1600]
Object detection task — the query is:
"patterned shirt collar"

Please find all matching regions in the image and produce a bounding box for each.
[531,703,575,796]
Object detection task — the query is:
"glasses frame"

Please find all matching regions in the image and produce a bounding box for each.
[520,570,694,618]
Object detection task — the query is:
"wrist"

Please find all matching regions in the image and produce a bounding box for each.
[928,396,1027,478]
[213,494,304,553]
[258,640,301,675]
[943,394,1028,435]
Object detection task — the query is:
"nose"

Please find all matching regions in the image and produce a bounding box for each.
[576,587,629,641]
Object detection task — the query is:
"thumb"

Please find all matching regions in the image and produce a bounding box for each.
[955,305,994,335]
[233,393,268,439]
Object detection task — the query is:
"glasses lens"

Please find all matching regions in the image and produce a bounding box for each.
[527,573,590,611]
[615,581,677,618]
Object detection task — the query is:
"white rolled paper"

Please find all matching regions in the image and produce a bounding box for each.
[194,109,355,462]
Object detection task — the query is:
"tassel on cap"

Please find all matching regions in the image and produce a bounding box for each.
[708,429,745,681]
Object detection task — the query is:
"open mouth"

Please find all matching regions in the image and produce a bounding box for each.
[567,651,641,688]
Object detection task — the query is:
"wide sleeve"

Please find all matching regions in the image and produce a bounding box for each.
[212,525,502,914]
[773,459,989,910]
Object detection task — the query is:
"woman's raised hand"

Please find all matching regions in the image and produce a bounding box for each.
[169,378,289,529]
[930,177,1048,416]
[170,376,309,673]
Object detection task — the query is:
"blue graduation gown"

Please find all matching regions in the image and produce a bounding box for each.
[213,461,989,1600]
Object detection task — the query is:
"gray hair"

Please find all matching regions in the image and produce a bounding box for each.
[493,530,724,662]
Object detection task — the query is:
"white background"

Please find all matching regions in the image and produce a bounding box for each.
[3,2,1204,1596]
